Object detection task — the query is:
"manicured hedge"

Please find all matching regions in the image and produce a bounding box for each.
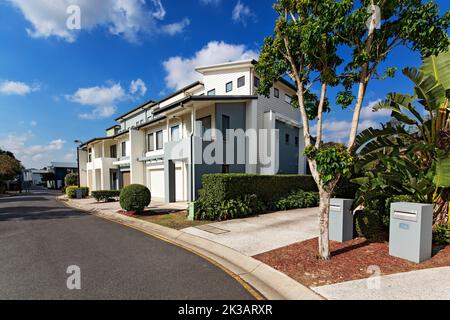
[92,190,121,202]
[199,174,317,208]
[195,174,319,221]
[66,186,89,199]
[119,184,151,213]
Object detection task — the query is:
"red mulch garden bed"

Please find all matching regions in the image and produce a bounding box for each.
[254,237,450,287]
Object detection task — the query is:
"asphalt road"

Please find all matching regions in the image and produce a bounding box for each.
[0,190,254,300]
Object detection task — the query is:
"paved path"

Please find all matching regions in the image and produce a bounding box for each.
[0,190,254,300]
[182,208,319,256]
[313,266,450,300]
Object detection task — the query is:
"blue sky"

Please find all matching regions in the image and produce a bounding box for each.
[0,0,449,169]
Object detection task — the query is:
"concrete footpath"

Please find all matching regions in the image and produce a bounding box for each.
[61,196,323,301]
[313,266,450,300]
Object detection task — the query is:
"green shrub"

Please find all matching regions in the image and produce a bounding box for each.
[64,173,78,187]
[195,194,265,221]
[66,186,89,199]
[199,174,317,210]
[275,190,319,211]
[355,194,420,239]
[433,224,450,245]
[119,184,151,213]
[92,190,121,202]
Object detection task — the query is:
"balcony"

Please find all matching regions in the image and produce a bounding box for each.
[87,157,119,170]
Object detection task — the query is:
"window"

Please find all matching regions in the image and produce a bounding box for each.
[156,130,164,150]
[222,115,230,141]
[274,88,280,98]
[171,125,180,141]
[147,133,154,152]
[222,165,230,174]
[88,148,92,162]
[295,136,299,146]
[254,76,260,88]
[285,94,292,104]
[285,134,290,144]
[226,81,233,93]
[121,142,127,157]
[207,89,216,96]
[198,116,212,138]
[237,76,245,88]
[110,145,117,158]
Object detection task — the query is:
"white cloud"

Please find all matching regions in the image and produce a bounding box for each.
[129,78,147,96]
[312,119,380,143]
[163,41,258,90]
[63,152,76,161]
[0,80,40,96]
[232,1,256,26]
[66,78,148,119]
[0,132,68,168]
[360,99,391,119]
[7,0,168,43]
[200,0,221,5]
[162,18,190,35]
[30,121,38,127]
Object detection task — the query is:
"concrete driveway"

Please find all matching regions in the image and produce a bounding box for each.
[182,208,319,256]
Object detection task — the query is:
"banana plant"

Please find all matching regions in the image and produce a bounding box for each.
[354,61,450,225]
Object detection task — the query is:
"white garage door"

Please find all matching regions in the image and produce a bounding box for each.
[149,168,165,200]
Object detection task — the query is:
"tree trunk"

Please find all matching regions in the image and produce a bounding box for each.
[318,187,332,260]
[434,190,449,225]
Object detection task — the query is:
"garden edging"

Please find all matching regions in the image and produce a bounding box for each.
[59,196,323,301]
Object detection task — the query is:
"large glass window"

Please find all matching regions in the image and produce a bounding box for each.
[171,125,180,141]
[156,130,164,150]
[147,133,154,152]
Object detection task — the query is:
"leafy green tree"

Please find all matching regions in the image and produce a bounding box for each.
[65,173,79,187]
[256,0,449,259]
[0,150,22,182]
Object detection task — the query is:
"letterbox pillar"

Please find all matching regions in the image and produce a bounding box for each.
[389,202,433,263]
[329,198,354,242]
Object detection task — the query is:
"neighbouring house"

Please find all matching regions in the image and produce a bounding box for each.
[79,59,307,203]
[46,162,78,189]
[23,169,49,186]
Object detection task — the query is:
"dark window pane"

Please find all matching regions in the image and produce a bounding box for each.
[110,145,117,158]
[254,77,260,88]
[222,115,230,141]
[274,88,279,98]
[237,76,245,88]
[171,125,180,141]
[156,130,164,150]
[295,136,299,146]
[121,142,127,157]
[285,134,290,144]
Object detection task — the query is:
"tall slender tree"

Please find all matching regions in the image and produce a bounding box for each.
[256,0,450,259]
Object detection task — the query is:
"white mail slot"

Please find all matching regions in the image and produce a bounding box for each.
[393,210,418,222]
[330,205,341,211]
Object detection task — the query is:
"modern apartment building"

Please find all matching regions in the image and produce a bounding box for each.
[79,60,307,203]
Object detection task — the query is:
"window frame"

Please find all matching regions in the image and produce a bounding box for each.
[147,133,154,152]
[207,89,216,96]
[156,130,164,150]
[254,76,260,88]
[285,134,290,145]
[274,88,280,98]
[121,141,127,157]
[110,144,117,158]
[237,76,245,88]
[170,125,180,142]
[285,94,292,104]
[226,81,233,93]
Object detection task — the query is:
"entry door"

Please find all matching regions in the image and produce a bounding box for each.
[122,171,131,187]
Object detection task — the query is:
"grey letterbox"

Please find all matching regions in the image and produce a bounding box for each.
[389,202,433,263]
[75,189,83,199]
[329,198,354,242]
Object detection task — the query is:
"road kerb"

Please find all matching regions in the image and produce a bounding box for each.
[61,197,324,301]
